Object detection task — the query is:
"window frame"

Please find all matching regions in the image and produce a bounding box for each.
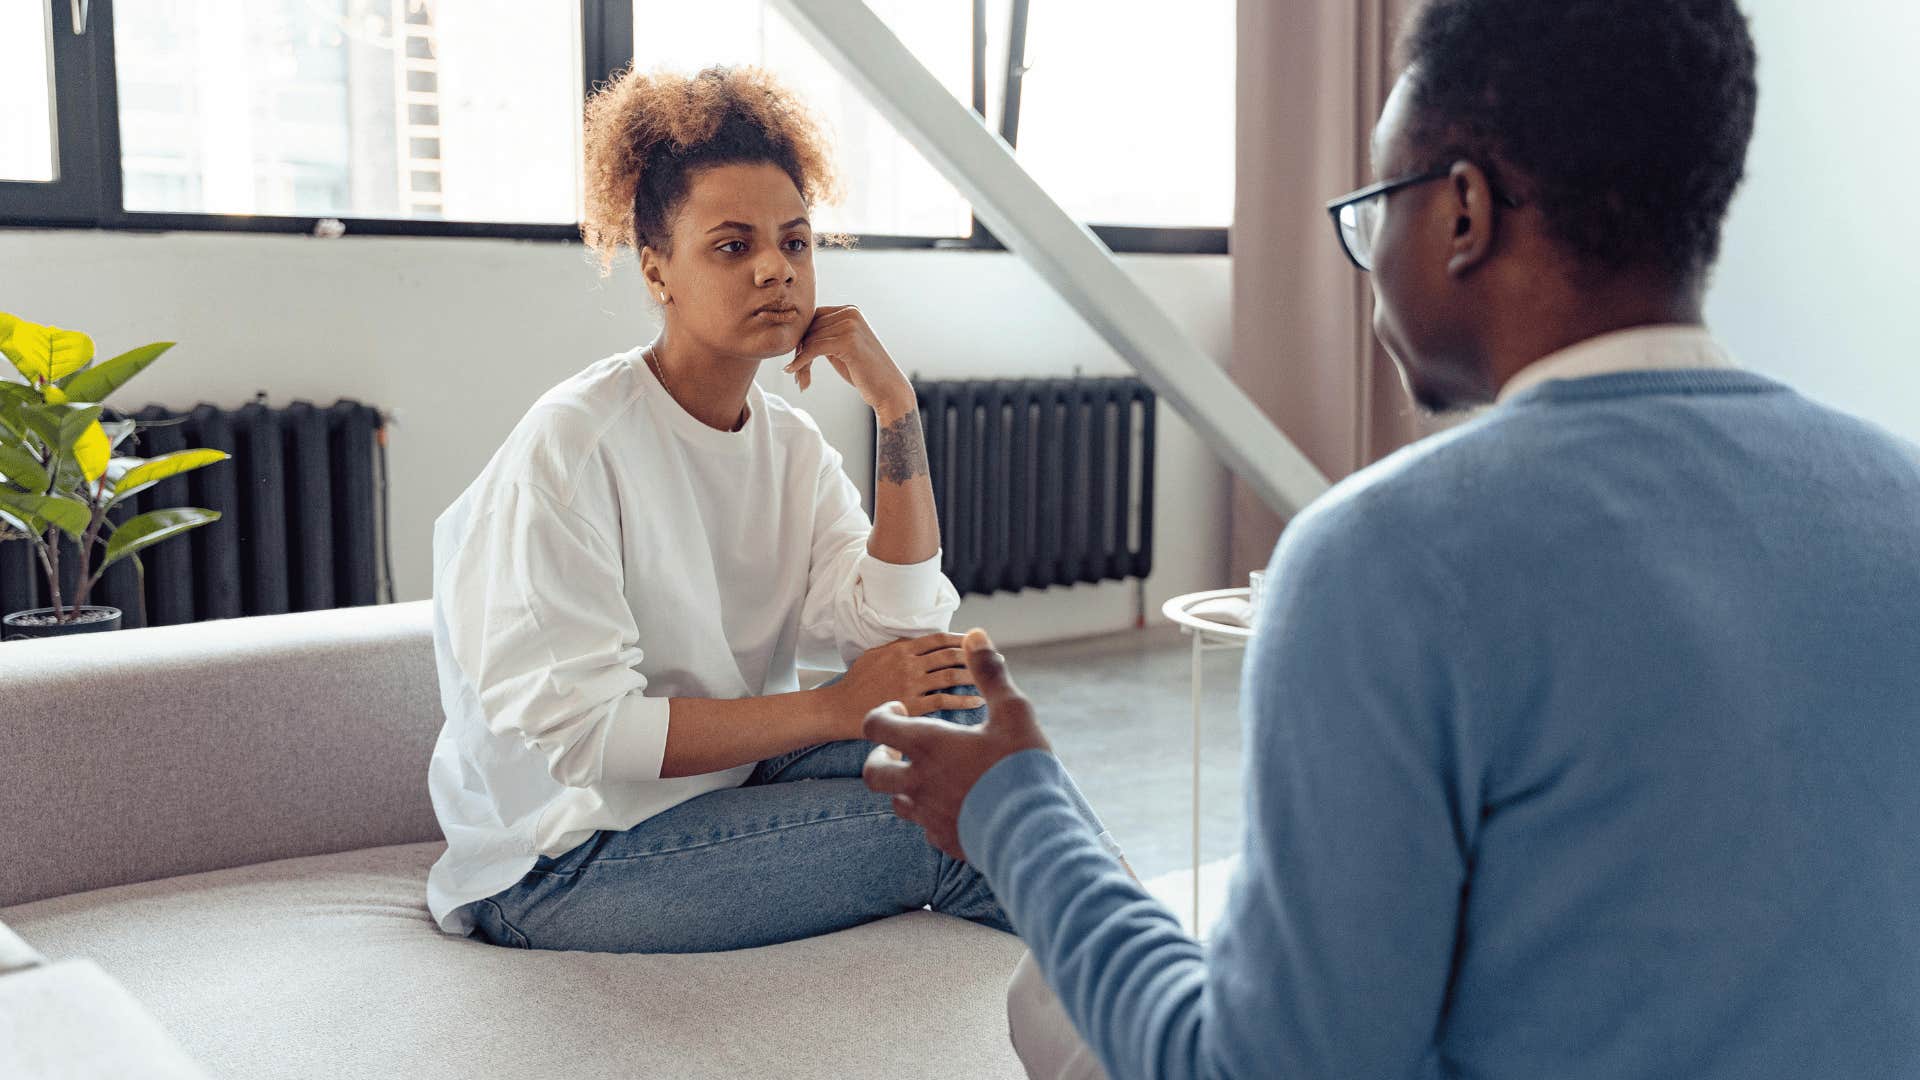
[0,0,1228,255]
[0,0,110,226]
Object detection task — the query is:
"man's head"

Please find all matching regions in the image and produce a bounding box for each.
[1355,0,1759,411]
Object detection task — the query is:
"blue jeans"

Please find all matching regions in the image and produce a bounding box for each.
[470,682,1102,954]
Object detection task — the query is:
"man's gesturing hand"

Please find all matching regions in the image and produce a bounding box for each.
[861,627,1052,861]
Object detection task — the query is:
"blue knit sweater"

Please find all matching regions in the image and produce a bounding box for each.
[961,370,1920,1080]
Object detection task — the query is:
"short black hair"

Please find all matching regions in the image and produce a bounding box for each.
[1401,0,1758,282]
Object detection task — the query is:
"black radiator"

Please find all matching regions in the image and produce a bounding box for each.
[880,377,1156,597]
[0,398,390,629]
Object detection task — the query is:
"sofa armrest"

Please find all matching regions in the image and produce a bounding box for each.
[0,957,212,1079]
[0,916,47,974]
[0,601,443,907]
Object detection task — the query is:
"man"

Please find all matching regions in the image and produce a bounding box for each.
[861,2,1920,1078]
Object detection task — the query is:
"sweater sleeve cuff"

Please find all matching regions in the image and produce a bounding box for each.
[858,547,949,615]
[598,693,672,783]
[959,748,1073,878]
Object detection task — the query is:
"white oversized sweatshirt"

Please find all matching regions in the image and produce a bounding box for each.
[424,345,959,936]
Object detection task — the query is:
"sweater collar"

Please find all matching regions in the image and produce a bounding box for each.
[1496,324,1738,405]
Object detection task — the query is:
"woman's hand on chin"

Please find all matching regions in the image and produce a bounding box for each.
[784,305,917,417]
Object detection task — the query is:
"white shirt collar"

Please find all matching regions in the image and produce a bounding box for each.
[1496,324,1739,404]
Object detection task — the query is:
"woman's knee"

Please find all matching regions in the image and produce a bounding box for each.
[935,683,988,727]
[929,852,1013,932]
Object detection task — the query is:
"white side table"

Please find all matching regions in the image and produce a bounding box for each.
[1160,588,1255,932]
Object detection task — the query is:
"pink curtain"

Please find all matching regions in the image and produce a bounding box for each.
[1228,0,1437,579]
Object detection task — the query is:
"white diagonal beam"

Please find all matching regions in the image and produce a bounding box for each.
[773,0,1332,515]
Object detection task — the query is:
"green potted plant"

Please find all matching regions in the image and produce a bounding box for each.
[0,311,229,641]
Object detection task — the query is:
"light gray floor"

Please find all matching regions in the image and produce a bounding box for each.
[1002,625,1248,882]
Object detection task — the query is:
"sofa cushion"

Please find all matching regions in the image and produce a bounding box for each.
[0,841,1027,1079]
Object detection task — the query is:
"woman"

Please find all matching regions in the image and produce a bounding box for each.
[423,66,1112,953]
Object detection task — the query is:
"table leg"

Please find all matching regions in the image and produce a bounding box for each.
[1190,628,1203,935]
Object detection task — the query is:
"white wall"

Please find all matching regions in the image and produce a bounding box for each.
[0,230,1231,647]
[1705,0,1920,444]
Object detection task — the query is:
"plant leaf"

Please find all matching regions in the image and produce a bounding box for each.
[61,342,174,403]
[101,418,137,452]
[50,453,84,495]
[71,418,110,484]
[46,404,109,484]
[0,312,95,384]
[0,441,50,492]
[106,454,142,484]
[0,386,38,441]
[0,489,90,539]
[56,403,103,455]
[18,403,107,490]
[108,448,229,506]
[19,404,65,455]
[102,507,220,569]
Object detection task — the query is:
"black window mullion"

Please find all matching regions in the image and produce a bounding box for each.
[93,0,126,227]
[1089,224,1229,256]
[0,0,109,226]
[582,0,636,98]
[961,0,1031,252]
[1000,0,1030,148]
[967,0,1000,249]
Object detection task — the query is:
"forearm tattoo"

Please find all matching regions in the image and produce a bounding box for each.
[876,409,930,485]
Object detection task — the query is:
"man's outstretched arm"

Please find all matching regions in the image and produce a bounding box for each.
[865,504,1477,1080]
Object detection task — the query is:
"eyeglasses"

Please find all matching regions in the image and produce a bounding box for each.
[1325,166,1521,272]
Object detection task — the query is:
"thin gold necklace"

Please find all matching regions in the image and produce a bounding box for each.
[642,343,670,394]
[645,343,747,432]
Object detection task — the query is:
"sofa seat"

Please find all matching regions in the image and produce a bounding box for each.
[1,840,1028,1079]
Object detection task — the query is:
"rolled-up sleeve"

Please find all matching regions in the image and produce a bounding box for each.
[796,445,961,668]
[439,483,670,788]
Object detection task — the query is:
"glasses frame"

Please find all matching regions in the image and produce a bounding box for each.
[1325,165,1522,272]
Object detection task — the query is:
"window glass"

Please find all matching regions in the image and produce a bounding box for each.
[114,0,582,223]
[998,0,1234,227]
[1,0,58,183]
[632,0,973,238]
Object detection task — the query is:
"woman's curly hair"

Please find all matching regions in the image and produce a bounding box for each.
[581,65,843,275]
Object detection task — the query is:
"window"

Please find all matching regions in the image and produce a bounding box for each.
[997,0,1234,230]
[0,0,1229,252]
[113,0,581,224]
[0,1,58,184]
[630,0,973,239]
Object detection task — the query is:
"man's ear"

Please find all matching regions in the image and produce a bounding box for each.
[1444,161,1498,278]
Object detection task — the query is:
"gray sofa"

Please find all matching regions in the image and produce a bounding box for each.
[0,601,1027,1079]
